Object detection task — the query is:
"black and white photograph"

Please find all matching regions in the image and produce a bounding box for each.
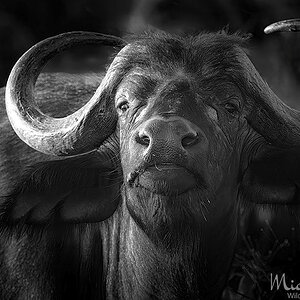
[0,0,300,299]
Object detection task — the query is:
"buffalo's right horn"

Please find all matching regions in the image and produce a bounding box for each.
[264,19,300,34]
[5,32,126,156]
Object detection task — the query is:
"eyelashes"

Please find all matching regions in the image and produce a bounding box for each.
[206,94,241,117]
[223,101,240,114]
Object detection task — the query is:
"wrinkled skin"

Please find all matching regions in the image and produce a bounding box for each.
[119,71,243,225]
[106,56,260,297]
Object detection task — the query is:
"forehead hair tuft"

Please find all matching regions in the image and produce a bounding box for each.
[126,29,250,48]
[116,29,251,81]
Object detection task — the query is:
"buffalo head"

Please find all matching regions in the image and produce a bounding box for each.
[4,20,300,298]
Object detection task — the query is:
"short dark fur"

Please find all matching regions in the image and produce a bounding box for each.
[116,30,250,88]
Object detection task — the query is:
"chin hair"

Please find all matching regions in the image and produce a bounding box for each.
[125,186,214,254]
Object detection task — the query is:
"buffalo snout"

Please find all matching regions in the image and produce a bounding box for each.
[125,116,209,195]
[133,116,207,163]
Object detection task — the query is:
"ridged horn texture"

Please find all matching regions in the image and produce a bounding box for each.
[251,19,300,147]
[264,19,300,34]
[5,31,126,156]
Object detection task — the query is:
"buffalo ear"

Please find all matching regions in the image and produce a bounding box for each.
[1,151,122,224]
[240,147,300,205]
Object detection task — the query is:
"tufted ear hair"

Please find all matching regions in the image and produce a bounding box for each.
[240,146,300,206]
[0,149,122,224]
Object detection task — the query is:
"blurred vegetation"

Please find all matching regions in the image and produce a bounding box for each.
[223,207,300,299]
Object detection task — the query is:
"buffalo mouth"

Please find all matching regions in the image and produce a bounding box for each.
[128,164,201,196]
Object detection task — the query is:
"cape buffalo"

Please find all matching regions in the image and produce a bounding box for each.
[0,20,300,299]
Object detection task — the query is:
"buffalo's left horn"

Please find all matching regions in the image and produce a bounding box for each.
[264,19,300,34]
[5,31,126,156]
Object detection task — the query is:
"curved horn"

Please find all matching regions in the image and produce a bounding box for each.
[264,19,300,34]
[242,19,300,147]
[5,31,126,156]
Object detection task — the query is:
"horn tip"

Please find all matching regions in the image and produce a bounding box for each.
[264,19,300,35]
[264,26,273,35]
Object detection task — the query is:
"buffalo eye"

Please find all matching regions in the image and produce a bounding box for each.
[117,101,130,113]
[223,102,239,115]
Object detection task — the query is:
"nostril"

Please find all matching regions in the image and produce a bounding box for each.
[182,132,199,148]
[136,134,151,146]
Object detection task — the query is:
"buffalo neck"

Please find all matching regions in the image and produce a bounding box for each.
[102,193,238,300]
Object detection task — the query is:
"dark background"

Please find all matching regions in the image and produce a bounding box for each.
[0,0,300,108]
[1,1,300,298]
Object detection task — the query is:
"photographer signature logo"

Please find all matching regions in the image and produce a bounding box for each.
[271,273,300,298]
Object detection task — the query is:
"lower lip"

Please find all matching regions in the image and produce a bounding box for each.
[136,165,197,195]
